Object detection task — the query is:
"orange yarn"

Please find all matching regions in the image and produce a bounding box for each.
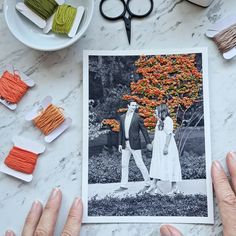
[0,71,29,103]
[4,146,38,174]
[33,104,65,135]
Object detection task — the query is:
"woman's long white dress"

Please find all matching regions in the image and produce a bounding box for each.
[149,116,182,181]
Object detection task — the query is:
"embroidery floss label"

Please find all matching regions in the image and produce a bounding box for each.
[206,15,236,59]
[0,66,35,110]
[25,96,72,143]
[0,136,45,182]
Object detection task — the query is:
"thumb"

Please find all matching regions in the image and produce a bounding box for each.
[5,230,16,236]
[160,225,183,236]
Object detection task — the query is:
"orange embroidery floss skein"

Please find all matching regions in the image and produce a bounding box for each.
[33,104,65,135]
[4,146,38,174]
[0,71,29,103]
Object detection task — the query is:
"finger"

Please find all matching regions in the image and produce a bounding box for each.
[212,161,236,205]
[62,198,83,236]
[5,230,15,236]
[22,200,43,236]
[35,188,62,235]
[160,224,183,236]
[226,152,236,193]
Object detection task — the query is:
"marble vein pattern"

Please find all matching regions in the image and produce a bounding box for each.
[0,0,236,235]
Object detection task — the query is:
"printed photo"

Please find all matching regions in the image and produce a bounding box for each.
[82,49,213,223]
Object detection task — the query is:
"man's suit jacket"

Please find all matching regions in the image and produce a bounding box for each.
[119,112,151,150]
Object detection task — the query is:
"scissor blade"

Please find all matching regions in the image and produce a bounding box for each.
[123,17,131,44]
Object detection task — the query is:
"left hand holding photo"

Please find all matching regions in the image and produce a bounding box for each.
[5,188,83,236]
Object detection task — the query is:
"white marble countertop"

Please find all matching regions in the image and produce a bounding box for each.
[0,0,236,235]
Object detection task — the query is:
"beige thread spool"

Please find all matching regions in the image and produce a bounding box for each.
[212,23,236,54]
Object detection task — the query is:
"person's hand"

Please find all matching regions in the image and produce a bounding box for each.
[211,152,236,235]
[163,146,168,155]
[118,145,122,153]
[147,143,152,151]
[5,188,83,236]
[160,224,183,236]
[159,152,236,236]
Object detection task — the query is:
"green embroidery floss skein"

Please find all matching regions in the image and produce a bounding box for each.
[24,0,58,20]
[52,4,77,35]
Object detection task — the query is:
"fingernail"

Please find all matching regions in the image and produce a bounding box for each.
[160,225,172,236]
[31,200,41,212]
[50,188,60,200]
[73,197,81,208]
[213,160,222,171]
[229,152,236,163]
[5,230,14,236]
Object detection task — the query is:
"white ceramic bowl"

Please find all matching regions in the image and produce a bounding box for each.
[4,0,94,51]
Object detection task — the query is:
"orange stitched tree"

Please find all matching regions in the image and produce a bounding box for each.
[103,54,203,131]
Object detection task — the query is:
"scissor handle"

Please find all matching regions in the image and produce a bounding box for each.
[99,0,126,21]
[127,0,154,18]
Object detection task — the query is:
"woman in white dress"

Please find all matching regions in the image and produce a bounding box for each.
[147,104,182,194]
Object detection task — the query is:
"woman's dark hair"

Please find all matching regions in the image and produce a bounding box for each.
[126,99,136,107]
[156,104,169,130]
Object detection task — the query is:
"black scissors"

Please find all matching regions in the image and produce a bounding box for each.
[99,0,154,44]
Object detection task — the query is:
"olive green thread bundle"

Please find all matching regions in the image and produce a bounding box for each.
[24,0,58,20]
[52,4,77,35]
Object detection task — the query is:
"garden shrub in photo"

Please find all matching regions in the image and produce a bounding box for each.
[88,193,207,217]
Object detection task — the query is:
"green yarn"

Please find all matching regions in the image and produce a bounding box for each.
[24,0,58,20]
[52,4,77,35]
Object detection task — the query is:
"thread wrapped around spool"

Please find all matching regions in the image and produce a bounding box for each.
[206,15,236,59]
[24,0,59,20]
[25,96,72,143]
[0,68,35,110]
[0,136,45,182]
[212,23,236,54]
[52,4,77,34]
[4,146,39,174]
[0,71,29,104]
[33,104,65,135]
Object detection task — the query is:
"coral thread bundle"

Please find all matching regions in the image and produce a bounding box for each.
[4,146,38,174]
[0,71,29,103]
[33,104,65,135]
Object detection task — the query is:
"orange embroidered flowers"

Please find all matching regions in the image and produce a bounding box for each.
[103,54,202,131]
[102,119,120,132]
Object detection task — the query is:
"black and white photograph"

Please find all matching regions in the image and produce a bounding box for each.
[82,49,213,223]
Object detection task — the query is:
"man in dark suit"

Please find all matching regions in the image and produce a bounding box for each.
[117,100,152,190]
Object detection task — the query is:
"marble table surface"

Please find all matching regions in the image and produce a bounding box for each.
[0,0,236,235]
